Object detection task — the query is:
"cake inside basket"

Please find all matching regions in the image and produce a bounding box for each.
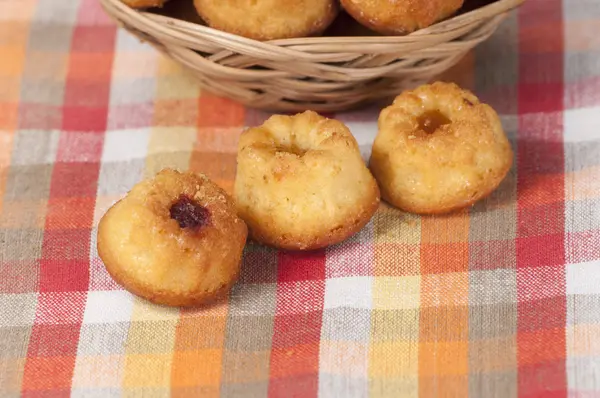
[148,0,505,39]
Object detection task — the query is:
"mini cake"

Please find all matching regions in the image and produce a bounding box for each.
[341,0,464,35]
[234,110,380,250]
[370,82,513,214]
[193,0,339,40]
[97,169,247,307]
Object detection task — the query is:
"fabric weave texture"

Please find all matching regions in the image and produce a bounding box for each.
[1,0,599,396]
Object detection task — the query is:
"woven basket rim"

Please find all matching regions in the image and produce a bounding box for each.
[100,0,526,112]
[103,0,526,48]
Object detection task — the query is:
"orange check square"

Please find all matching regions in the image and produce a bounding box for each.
[421,212,470,244]
[420,242,469,274]
[174,316,227,351]
[0,47,25,77]
[269,343,320,379]
[0,132,14,166]
[0,78,19,102]
[0,22,28,47]
[171,349,223,387]
[0,169,7,214]
[420,306,469,342]
[22,356,76,390]
[419,341,468,376]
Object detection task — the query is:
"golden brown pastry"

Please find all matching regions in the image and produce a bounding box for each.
[340,0,465,35]
[97,169,247,307]
[370,82,513,214]
[193,0,339,40]
[121,0,168,9]
[234,111,380,250]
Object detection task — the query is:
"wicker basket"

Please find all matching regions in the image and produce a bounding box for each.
[100,0,525,112]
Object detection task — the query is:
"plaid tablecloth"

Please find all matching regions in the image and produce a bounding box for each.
[2,0,600,396]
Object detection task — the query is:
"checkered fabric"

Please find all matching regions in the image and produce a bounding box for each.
[1,0,599,396]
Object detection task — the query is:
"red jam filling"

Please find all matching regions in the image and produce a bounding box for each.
[169,195,210,230]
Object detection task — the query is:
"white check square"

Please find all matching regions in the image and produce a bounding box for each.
[83,290,134,324]
[324,276,372,310]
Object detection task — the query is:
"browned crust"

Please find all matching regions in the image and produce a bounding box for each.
[340,0,464,35]
[248,183,381,251]
[340,0,407,35]
[193,0,339,41]
[121,0,168,9]
[97,170,248,308]
[100,252,240,308]
[98,217,242,307]
[378,160,512,215]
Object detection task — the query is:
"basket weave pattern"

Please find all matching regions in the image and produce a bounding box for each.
[100,0,524,112]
